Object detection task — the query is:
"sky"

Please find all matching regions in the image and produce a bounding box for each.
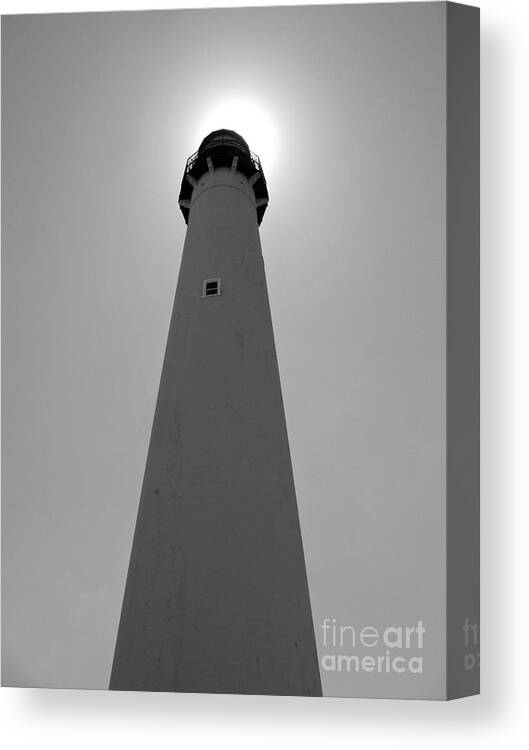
[2,3,446,697]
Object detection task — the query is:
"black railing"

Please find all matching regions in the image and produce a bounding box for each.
[184,148,263,176]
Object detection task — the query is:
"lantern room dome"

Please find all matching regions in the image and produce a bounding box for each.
[197,129,251,157]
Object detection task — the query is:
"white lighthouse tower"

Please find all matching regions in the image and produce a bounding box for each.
[110,130,322,696]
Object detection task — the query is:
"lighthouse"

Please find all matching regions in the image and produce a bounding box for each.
[109,130,322,696]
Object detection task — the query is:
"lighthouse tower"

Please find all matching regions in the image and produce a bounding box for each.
[110,130,322,696]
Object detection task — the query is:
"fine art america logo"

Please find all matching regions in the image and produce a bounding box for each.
[320,618,425,675]
[463,617,480,672]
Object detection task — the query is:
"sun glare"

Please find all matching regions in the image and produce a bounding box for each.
[196,96,279,175]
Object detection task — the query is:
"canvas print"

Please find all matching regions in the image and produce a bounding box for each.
[1,2,480,700]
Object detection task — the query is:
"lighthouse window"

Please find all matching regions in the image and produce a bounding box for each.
[201,278,222,298]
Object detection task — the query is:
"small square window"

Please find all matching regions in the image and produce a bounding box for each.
[201,277,222,298]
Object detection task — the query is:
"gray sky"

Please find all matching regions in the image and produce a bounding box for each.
[2,3,446,696]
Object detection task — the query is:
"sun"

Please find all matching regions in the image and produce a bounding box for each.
[196,96,279,175]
